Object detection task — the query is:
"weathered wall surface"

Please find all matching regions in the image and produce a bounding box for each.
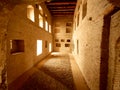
[108,10,120,90]
[52,16,73,53]
[0,2,14,89]
[7,4,52,84]
[72,0,117,90]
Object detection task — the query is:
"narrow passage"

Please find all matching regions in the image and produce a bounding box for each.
[9,52,89,90]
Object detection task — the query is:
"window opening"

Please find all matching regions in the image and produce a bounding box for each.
[39,5,43,15]
[10,40,24,54]
[37,40,42,56]
[49,43,52,52]
[66,22,72,27]
[27,5,34,22]
[82,2,87,20]
[66,28,71,33]
[45,41,47,48]
[67,39,71,42]
[56,43,61,47]
[55,39,59,42]
[39,14,43,28]
[61,39,65,42]
[65,44,70,47]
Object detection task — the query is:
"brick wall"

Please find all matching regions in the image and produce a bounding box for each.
[53,16,73,53]
[108,10,120,90]
[72,0,116,90]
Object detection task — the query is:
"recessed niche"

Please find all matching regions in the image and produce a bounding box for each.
[82,2,87,20]
[54,28,60,33]
[45,41,47,48]
[77,13,80,26]
[61,39,65,42]
[66,28,71,33]
[55,22,60,27]
[55,39,59,42]
[67,39,71,42]
[65,44,70,47]
[56,43,61,47]
[66,22,72,27]
[10,40,24,54]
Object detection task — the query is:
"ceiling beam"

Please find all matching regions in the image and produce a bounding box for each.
[50,9,74,12]
[52,12,74,14]
[46,1,76,5]
[48,6,76,9]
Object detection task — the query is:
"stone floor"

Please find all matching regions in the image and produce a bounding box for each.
[8,52,89,90]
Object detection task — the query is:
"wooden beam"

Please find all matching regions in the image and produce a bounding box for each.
[48,6,76,9]
[46,1,76,5]
[52,12,74,14]
[50,9,75,12]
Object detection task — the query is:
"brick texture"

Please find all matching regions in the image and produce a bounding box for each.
[72,0,119,90]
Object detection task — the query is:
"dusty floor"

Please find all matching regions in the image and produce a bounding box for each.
[8,52,89,90]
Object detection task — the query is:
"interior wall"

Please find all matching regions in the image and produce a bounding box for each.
[52,16,73,53]
[7,3,52,84]
[0,2,15,89]
[108,10,120,90]
[72,0,115,89]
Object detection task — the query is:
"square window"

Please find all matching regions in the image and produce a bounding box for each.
[61,39,65,42]
[55,22,60,27]
[67,39,71,42]
[10,40,24,54]
[66,28,71,33]
[65,44,70,47]
[66,22,72,26]
[54,28,60,33]
[55,39,59,42]
[56,43,61,47]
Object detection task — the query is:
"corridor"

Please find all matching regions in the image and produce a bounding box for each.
[0,0,120,90]
[8,52,89,90]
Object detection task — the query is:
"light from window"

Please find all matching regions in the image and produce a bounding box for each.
[49,24,51,33]
[39,5,43,14]
[49,43,52,52]
[27,5,34,22]
[37,40,42,56]
[45,20,48,31]
[39,14,43,28]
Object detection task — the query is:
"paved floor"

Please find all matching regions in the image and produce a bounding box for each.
[8,52,89,90]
